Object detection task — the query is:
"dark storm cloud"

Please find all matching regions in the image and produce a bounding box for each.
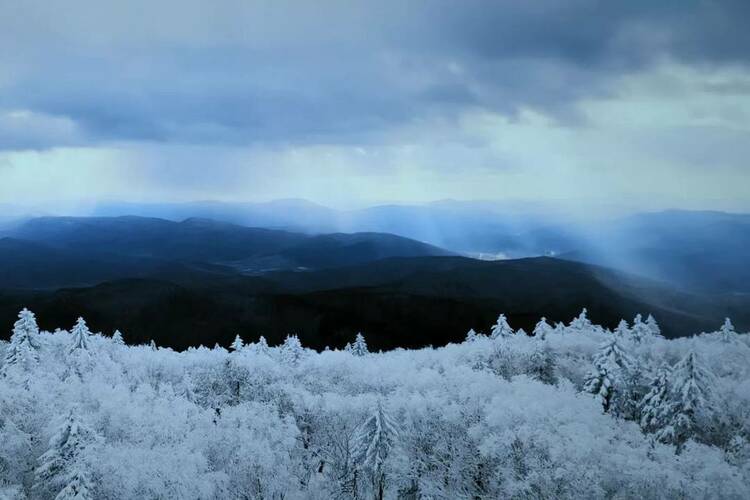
[1,0,748,149]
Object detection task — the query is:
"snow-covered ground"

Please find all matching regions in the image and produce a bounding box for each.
[1,309,749,499]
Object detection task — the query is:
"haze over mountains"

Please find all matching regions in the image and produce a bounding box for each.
[0,205,748,350]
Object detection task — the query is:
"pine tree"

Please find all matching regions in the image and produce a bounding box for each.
[614,319,630,338]
[659,351,716,452]
[490,314,514,339]
[280,334,304,365]
[640,363,672,434]
[253,335,270,355]
[532,317,553,340]
[630,314,652,343]
[720,318,736,343]
[2,308,41,375]
[569,308,593,332]
[34,411,98,499]
[465,328,479,343]
[583,336,636,414]
[528,337,557,385]
[351,333,369,356]
[646,314,662,338]
[352,403,400,500]
[68,318,91,353]
[150,340,158,351]
[230,334,244,352]
[111,330,124,345]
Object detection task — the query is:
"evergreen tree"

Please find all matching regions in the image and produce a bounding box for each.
[465,328,479,343]
[640,363,672,435]
[68,318,91,353]
[569,308,593,332]
[532,317,553,340]
[528,337,557,385]
[351,333,369,356]
[253,335,270,355]
[230,334,244,352]
[280,335,305,365]
[583,336,636,414]
[630,314,653,343]
[111,330,124,345]
[659,351,716,452]
[2,308,41,375]
[720,318,736,343]
[352,403,400,500]
[490,314,514,339]
[150,340,158,351]
[614,319,630,338]
[34,411,97,499]
[646,314,662,338]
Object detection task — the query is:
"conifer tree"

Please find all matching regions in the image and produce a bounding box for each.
[532,317,553,340]
[280,335,304,364]
[68,318,91,353]
[659,351,716,452]
[640,363,672,434]
[230,334,244,352]
[34,411,98,499]
[720,318,736,343]
[646,314,662,338]
[528,337,557,385]
[614,319,630,338]
[569,308,593,332]
[111,330,124,345]
[2,308,41,375]
[490,314,514,339]
[253,335,270,355]
[352,403,400,500]
[630,314,653,343]
[465,328,479,343]
[351,333,369,356]
[583,336,636,414]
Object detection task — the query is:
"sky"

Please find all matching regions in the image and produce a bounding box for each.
[1,0,749,211]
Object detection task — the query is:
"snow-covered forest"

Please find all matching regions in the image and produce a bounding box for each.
[1,308,749,499]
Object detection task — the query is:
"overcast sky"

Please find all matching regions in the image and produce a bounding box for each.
[1,0,749,211]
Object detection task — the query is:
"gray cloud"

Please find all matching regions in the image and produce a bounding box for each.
[1,0,749,149]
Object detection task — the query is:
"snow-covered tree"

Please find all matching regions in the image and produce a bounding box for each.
[230,334,244,352]
[569,308,593,332]
[527,337,557,385]
[720,318,736,343]
[350,333,369,357]
[490,314,514,339]
[252,335,270,355]
[646,314,662,338]
[280,335,305,365]
[465,328,479,343]
[583,336,636,415]
[352,403,400,500]
[532,317,553,340]
[34,411,98,499]
[630,314,653,343]
[111,330,124,345]
[614,319,630,338]
[640,363,672,434]
[2,308,41,375]
[659,351,717,452]
[68,318,91,353]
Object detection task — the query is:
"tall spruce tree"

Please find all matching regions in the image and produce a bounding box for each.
[640,363,673,435]
[583,336,636,415]
[34,411,98,499]
[68,318,91,353]
[490,314,514,339]
[352,403,400,500]
[2,308,41,375]
[351,333,369,357]
[660,351,716,452]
